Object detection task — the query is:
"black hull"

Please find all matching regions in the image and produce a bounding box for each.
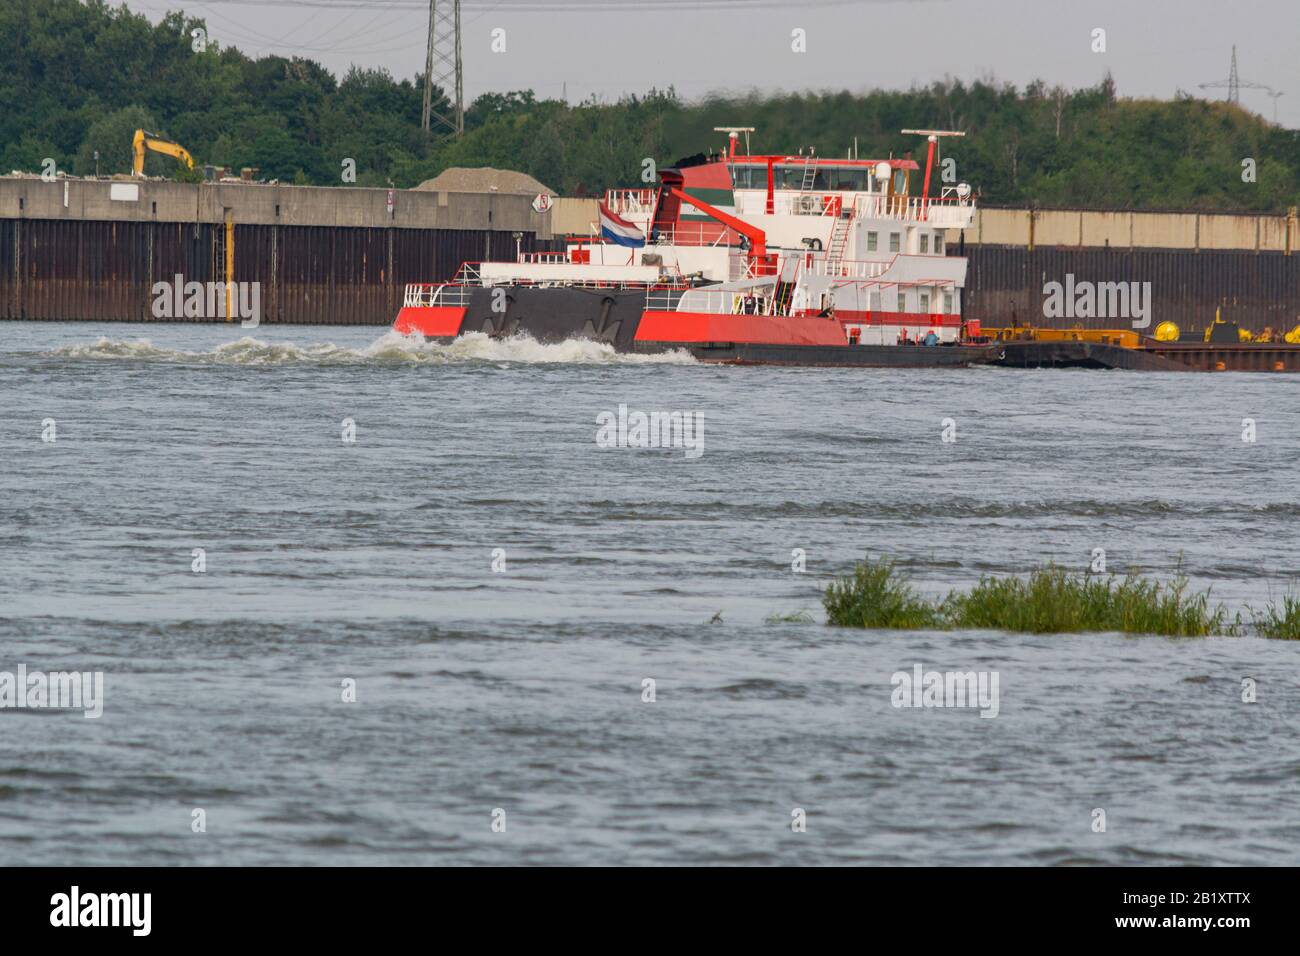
[996,340,1188,371]
[665,342,1004,367]
[454,286,649,351]
[443,286,1002,368]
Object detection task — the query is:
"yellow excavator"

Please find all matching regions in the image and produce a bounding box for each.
[131,129,195,178]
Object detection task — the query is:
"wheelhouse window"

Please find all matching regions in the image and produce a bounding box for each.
[934,233,944,255]
[777,165,805,190]
[919,290,931,313]
[728,165,767,190]
[944,291,954,313]
[866,231,878,252]
[728,165,750,189]
[919,234,929,254]
[729,163,875,192]
[889,233,900,253]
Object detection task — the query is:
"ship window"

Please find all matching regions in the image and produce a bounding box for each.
[934,233,944,255]
[822,166,869,191]
[889,233,900,253]
[919,234,929,253]
[919,291,931,313]
[944,291,954,313]
[729,164,767,190]
[867,231,878,252]
[777,165,804,190]
[869,291,881,311]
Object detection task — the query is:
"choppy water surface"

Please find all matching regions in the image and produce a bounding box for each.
[1,321,1297,866]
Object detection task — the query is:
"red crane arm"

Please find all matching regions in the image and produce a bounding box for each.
[666,186,768,262]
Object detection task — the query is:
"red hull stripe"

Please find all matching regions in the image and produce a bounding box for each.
[635,311,847,347]
[836,311,961,329]
[394,306,467,337]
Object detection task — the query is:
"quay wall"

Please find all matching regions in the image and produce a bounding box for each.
[960,244,1300,334]
[949,206,1296,253]
[0,177,556,324]
[3,176,1297,329]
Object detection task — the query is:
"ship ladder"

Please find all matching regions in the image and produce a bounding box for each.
[827,216,852,275]
[800,156,818,190]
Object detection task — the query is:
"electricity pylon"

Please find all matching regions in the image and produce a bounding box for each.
[1199,45,1274,106]
[421,0,463,136]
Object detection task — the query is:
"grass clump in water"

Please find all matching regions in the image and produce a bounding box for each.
[822,557,1236,636]
[821,556,943,629]
[1250,595,1300,639]
[764,609,816,624]
[943,566,1232,636]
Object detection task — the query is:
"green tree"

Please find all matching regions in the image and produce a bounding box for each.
[1,0,1296,209]
[74,105,160,177]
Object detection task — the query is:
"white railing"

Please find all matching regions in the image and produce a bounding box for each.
[645,287,752,316]
[516,252,569,264]
[450,262,483,285]
[650,222,736,247]
[403,283,471,307]
[645,280,799,318]
[729,254,756,281]
[605,188,658,218]
[850,193,975,224]
[403,284,431,307]
[731,189,975,225]
[645,287,680,312]
[809,258,891,280]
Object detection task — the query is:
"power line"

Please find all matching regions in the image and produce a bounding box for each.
[1266,91,1285,124]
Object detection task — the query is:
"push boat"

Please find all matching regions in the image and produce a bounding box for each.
[394,128,1000,367]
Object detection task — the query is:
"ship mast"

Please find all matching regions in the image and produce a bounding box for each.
[901,129,965,220]
[713,126,755,158]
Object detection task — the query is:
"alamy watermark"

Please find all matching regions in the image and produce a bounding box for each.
[891,664,999,718]
[1043,273,1150,329]
[595,403,704,459]
[50,886,150,936]
[151,274,261,327]
[0,664,103,718]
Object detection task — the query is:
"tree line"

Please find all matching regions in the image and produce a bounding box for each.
[2,0,1297,211]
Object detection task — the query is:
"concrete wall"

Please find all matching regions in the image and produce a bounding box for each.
[948,206,1296,252]
[0,176,553,239]
[9,178,1292,253]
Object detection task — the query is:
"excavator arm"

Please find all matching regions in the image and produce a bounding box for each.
[132,129,196,178]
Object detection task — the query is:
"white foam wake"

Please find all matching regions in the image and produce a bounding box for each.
[46,332,697,366]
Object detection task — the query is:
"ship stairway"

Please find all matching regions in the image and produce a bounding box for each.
[769,279,796,316]
[827,215,852,273]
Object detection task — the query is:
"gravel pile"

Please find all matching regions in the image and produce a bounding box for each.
[413,167,553,195]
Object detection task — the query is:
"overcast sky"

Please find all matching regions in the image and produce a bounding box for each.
[123,0,1298,128]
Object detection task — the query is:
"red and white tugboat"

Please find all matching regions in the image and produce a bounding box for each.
[394,128,997,367]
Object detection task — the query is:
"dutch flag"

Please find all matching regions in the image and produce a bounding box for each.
[598,202,646,248]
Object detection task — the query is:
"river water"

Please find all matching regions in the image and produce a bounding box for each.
[1,321,1296,865]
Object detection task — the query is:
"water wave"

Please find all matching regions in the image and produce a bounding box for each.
[45,331,696,366]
